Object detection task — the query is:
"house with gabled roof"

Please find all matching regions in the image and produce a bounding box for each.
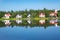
[39,12,45,18]
[4,13,11,19]
[16,14,22,18]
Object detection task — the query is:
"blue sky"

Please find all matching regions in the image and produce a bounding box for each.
[0,0,60,11]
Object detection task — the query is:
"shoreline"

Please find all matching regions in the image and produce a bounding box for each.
[0,17,59,20]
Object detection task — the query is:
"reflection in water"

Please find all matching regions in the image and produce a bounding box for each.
[39,20,45,25]
[27,20,31,24]
[2,20,11,25]
[16,20,22,24]
[49,19,58,27]
[27,14,31,24]
[0,19,59,27]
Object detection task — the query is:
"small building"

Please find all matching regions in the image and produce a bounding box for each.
[49,12,55,17]
[27,14,31,18]
[49,10,58,17]
[16,14,22,18]
[5,13,11,19]
[39,13,45,17]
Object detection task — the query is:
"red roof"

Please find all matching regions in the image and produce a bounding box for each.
[39,13,45,15]
[5,13,11,16]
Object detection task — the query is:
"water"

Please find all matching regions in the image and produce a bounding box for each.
[0,19,60,40]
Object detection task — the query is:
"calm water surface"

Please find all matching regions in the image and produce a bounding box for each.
[0,20,60,40]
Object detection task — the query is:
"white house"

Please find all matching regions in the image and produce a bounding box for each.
[27,14,31,18]
[5,13,11,19]
[16,14,22,18]
[39,13,45,17]
[39,20,45,24]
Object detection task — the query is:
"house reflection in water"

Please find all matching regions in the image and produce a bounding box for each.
[27,20,31,24]
[39,20,45,25]
[16,20,22,24]
[2,20,11,25]
[50,19,58,27]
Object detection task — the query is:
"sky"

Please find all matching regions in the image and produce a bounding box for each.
[0,0,60,11]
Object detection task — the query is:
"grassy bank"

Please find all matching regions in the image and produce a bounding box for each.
[0,17,59,20]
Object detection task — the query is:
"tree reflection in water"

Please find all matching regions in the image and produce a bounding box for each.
[0,19,59,28]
